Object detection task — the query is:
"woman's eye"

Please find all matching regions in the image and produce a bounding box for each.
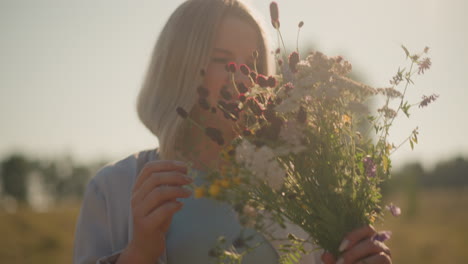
[212,57,229,64]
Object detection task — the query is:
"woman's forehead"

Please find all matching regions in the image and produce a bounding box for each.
[213,15,260,58]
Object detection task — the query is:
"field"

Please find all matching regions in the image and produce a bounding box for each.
[0,188,467,263]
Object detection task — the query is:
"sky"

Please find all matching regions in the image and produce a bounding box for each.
[1,0,467,170]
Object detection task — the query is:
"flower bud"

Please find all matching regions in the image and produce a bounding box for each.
[270,2,280,29]
[267,76,277,88]
[288,51,300,73]
[228,62,237,73]
[256,74,269,88]
[176,107,188,119]
[240,64,251,76]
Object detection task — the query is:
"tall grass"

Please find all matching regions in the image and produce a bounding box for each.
[0,189,467,263]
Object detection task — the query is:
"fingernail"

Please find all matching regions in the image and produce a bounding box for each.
[336,257,344,264]
[338,239,349,252]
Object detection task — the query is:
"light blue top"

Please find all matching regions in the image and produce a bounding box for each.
[166,170,278,263]
[72,149,320,264]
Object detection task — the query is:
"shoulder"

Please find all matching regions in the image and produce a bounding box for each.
[90,148,159,198]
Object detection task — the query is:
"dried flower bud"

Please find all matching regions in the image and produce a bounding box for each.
[246,98,264,116]
[228,62,237,73]
[298,21,304,28]
[176,107,188,119]
[250,71,257,81]
[197,85,209,98]
[275,48,281,54]
[256,74,269,88]
[198,98,210,110]
[205,127,224,145]
[288,51,300,73]
[240,64,251,76]
[270,2,280,29]
[278,59,283,66]
[239,94,247,103]
[237,82,249,94]
[220,88,232,101]
[267,76,277,88]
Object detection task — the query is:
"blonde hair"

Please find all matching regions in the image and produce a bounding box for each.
[137,0,273,159]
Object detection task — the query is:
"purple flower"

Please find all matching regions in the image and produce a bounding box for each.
[417,57,431,74]
[373,231,392,242]
[419,94,439,108]
[363,156,376,178]
[386,203,401,217]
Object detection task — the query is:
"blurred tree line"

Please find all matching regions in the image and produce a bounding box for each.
[0,153,107,210]
[382,156,468,193]
[0,152,466,210]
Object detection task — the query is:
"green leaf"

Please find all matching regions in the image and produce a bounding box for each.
[401,45,410,58]
[402,101,411,118]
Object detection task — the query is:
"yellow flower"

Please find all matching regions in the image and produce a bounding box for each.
[209,184,221,197]
[233,177,242,185]
[214,179,222,186]
[220,178,230,188]
[221,145,235,161]
[369,215,376,223]
[342,114,352,125]
[194,187,206,198]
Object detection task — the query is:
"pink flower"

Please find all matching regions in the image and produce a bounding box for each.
[417,57,431,75]
[419,94,439,108]
[386,203,401,217]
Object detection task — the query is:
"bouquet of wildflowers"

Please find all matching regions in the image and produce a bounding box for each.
[176,2,436,262]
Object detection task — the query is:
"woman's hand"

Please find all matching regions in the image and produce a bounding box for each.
[321,225,392,264]
[117,160,192,264]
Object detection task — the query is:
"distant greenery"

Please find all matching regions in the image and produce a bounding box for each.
[0,153,107,206]
[0,153,467,207]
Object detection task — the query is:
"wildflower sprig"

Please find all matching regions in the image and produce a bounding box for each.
[175,1,436,262]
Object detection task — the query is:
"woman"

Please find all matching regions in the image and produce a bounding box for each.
[73,0,392,263]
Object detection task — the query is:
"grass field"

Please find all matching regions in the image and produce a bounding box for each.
[0,188,467,263]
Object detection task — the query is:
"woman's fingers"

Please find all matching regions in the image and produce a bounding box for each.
[132,171,192,202]
[321,251,336,264]
[356,252,392,264]
[141,186,192,216]
[133,160,188,191]
[337,239,390,264]
[146,200,184,231]
[339,225,377,252]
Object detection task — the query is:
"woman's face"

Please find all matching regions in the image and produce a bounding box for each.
[193,15,260,143]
